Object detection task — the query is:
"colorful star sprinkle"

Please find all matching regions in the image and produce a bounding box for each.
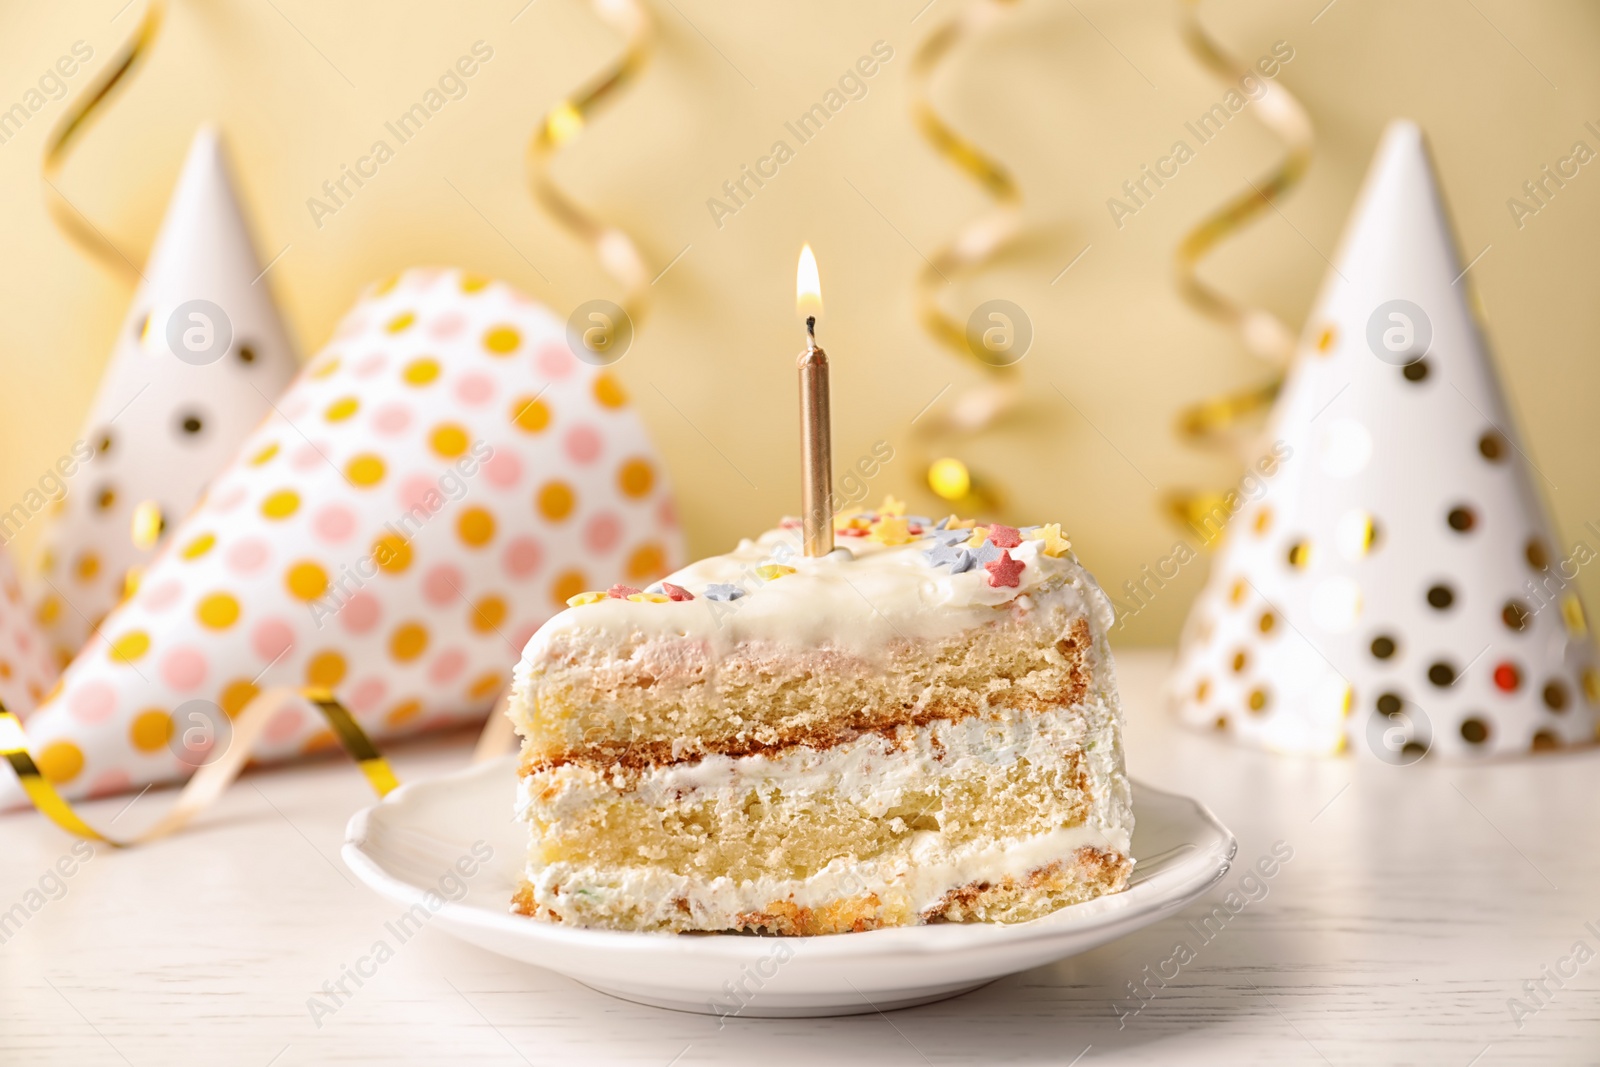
[988,524,1022,549]
[564,512,1061,611]
[869,516,914,545]
[970,541,1002,566]
[984,550,1025,588]
[1033,522,1072,557]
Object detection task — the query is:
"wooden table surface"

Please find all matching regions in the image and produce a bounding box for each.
[2,648,1597,1066]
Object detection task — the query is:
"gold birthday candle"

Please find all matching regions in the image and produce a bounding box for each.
[1166,0,1314,534]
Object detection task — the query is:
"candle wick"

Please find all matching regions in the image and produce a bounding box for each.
[805,315,817,350]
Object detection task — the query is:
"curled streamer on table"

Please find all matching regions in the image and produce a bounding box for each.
[527,0,654,325]
[43,0,166,281]
[1166,0,1313,532]
[907,0,1026,518]
[1,687,395,845]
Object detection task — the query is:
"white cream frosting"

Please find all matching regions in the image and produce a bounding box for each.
[519,523,1115,660]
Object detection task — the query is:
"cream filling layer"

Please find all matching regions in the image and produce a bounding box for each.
[518,695,1134,928]
[518,697,1132,852]
[523,822,1124,928]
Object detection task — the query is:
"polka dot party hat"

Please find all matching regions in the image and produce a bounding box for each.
[1169,120,1598,761]
[1,266,682,806]
[0,542,60,717]
[30,125,299,662]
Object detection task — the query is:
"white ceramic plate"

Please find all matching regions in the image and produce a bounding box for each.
[343,756,1235,1017]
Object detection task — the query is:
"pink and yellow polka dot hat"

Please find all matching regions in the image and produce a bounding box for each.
[0,543,59,718]
[2,267,683,805]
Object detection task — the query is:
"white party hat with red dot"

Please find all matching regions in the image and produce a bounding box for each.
[1,267,682,805]
[1169,119,1599,761]
[30,125,298,661]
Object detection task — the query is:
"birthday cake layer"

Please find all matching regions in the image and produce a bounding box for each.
[508,504,1133,933]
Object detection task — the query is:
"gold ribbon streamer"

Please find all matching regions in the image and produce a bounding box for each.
[1,686,396,846]
[43,0,166,281]
[907,0,1026,517]
[527,0,654,325]
[1167,0,1314,532]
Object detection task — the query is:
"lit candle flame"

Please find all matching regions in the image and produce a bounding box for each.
[796,243,822,320]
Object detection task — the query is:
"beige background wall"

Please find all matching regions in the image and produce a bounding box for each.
[0,0,1596,644]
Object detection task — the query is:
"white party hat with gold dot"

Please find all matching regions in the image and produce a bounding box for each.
[30,125,298,661]
[2,267,683,805]
[1169,119,1598,761]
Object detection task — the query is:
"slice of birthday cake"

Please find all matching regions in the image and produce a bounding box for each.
[508,503,1133,934]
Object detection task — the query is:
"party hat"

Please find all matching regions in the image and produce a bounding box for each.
[30,125,298,660]
[1169,120,1598,761]
[2,267,682,805]
[0,543,60,718]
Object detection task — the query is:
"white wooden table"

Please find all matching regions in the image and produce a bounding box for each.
[3,649,1596,1065]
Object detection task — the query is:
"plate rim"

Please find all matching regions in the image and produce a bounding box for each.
[342,755,1237,960]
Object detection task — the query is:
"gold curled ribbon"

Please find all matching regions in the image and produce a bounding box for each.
[1,686,396,846]
[43,0,166,280]
[907,0,1026,518]
[528,0,654,325]
[1176,377,1282,446]
[1167,0,1313,533]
